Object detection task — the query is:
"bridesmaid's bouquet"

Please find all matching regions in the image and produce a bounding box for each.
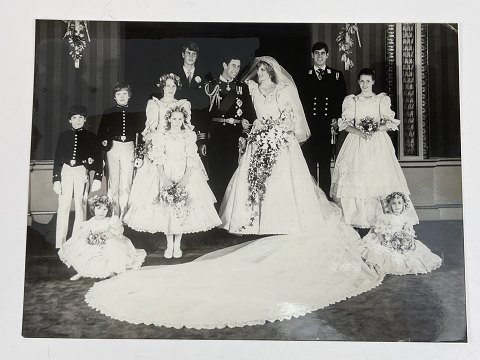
[86,231,108,246]
[380,228,416,253]
[155,184,190,221]
[359,116,378,135]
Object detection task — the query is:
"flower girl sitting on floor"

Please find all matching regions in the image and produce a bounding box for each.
[123,100,221,259]
[58,195,146,280]
[361,191,442,275]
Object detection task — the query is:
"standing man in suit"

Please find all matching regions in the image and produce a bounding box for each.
[302,41,347,199]
[173,42,209,151]
[203,56,256,206]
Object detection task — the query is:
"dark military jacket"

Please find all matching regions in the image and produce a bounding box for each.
[302,65,347,144]
[97,106,145,151]
[53,127,103,183]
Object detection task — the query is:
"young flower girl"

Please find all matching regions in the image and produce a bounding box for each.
[123,100,221,258]
[361,192,442,275]
[58,195,146,280]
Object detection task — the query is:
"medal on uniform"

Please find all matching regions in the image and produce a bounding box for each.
[226,83,231,91]
[121,135,126,141]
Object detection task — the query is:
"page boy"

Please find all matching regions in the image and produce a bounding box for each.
[97,81,144,218]
[53,105,103,248]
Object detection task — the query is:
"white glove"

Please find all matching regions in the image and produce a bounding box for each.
[199,144,207,156]
[53,181,62,195]
[134,158,144,168]
[90,179,102,192]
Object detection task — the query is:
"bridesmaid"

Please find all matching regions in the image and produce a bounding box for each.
[330,67,418,229]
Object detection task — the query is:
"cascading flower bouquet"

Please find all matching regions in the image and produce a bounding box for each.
[241,108,293,227]
[154,183,190,222]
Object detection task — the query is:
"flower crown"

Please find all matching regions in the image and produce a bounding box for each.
[156,73,182,88]
[383,191,409,213]
[164,100,193,130]
[87,195,115,211]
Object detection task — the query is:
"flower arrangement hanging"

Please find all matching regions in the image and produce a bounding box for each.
[336,23,362,71]
[63,20,90,69]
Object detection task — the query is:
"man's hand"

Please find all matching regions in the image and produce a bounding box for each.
[53,181,62,195]
[241,119,251,132]
[199,144,207,156]
[91,179,102,192]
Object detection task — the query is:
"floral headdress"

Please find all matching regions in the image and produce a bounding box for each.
[164,100,193,130]
[383,191,410,214]
[87,195,115,215]
[156,73,182,89]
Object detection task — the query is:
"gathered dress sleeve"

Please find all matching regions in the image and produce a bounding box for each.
[147,131,167,165]
[378,93,400,131]
[339,95,356,131]
[277,82,311,143]
[144,98,163,136]
[185,130,202,168]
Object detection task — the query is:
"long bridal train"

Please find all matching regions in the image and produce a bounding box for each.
[85,210,384,329]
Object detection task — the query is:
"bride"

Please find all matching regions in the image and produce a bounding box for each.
[220,57,337,234]
[85,57,384,330]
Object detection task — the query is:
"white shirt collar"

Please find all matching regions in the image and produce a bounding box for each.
[183,65,195,76]
[314,65,327,72]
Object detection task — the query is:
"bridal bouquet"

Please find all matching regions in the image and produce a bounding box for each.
[86,231,108,246]
[154,184,190,221]
[359,116,378,135]
[245,112,291,209]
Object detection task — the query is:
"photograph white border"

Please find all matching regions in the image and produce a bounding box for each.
[1,0,478,359]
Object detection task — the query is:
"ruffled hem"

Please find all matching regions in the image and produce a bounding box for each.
[361,238,442,275]
[85,271,384,330]
[126,222,221,235]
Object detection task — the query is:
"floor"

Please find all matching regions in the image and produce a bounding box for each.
[22,216,467,342]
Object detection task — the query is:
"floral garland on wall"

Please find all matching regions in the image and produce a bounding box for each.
[336,23,362,71]
[63,20,90,69]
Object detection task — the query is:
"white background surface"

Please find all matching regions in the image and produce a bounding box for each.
[0,0,478,358]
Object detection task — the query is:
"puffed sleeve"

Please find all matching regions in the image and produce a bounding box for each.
[185,130,201,168]
[147,131,167,165]
[339,95,356,131]
[107,215,124,237]
[378,93,400,131]
[144,98,162,135]
[277,82,311,142]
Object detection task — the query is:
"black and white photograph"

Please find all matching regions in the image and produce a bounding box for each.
[2,0,480,359]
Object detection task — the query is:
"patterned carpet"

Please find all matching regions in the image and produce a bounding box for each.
[22,219,466,341]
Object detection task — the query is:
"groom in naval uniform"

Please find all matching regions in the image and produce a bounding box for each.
[203,56,255,206]
[302,41,347,199]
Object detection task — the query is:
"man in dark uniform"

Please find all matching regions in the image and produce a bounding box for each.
[97,82,145,218]
[171,42,209,163]
[302,41,347,199]
[53,105,103,248]
[203,57,255,206]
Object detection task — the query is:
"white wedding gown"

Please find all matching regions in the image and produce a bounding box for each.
[85,73,384,330]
